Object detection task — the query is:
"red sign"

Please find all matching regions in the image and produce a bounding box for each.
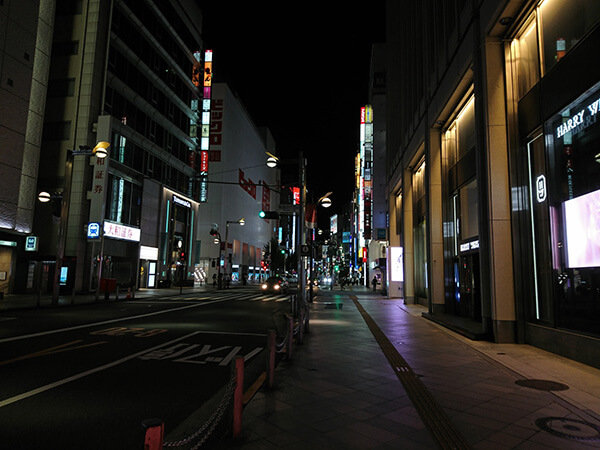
[239,169,256,199]
[200,150,208,173]
[261,182,271,221]
[291,186,300,205]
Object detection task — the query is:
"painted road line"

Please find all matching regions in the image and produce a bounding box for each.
[0,299,227,344]
[351,296,470,450]
[0,340,107,367]
[0,331,201,409]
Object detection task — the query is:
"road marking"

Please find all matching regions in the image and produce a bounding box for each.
[193,330,267,337]
[0,317,17,322]
[0,331,201,409]
[0,300,227,344]
[90,327,168,338]
[140,343,264,367]
[0,340,107,367]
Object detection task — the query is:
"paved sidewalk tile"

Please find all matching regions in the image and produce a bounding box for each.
[217,286,600,449]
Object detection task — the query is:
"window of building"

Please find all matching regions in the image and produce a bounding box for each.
[539,0,600,74]
[47,78,75,97]
[106,174,141,227]
[55,0,82,15]
[509,0,600,95]
[510,19,540,99]
[42,121,71,141]
[543,81,600,334]
[52,41,79,56]
[413,159,428,301]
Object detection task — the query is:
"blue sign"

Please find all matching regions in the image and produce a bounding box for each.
[87,222,101,239]
[25,236,38,251]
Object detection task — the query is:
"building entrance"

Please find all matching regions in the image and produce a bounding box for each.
[458,251,481,321]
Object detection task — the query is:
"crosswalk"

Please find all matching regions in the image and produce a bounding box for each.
[132,289,290,304]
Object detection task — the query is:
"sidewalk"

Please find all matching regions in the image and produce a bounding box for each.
[217,285,600,449]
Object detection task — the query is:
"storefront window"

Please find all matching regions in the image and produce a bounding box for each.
[106,174,142,227]
[539,0,600,74]
[544,81,600,334]
[510,19,540,99]
[457,97,476,159]
[413,160,428,301]
[459,179,478,239]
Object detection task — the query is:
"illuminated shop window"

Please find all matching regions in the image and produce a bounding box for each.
[510,0,600,99]
[539,0,600,74]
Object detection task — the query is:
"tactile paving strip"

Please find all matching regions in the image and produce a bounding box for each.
[352,296,470,450]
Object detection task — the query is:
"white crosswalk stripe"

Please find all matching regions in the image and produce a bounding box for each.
[136,290,289,303]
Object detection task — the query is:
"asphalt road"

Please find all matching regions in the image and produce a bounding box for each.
[0,287,291,449]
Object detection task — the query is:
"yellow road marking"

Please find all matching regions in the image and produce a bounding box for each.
[0,340,107,367]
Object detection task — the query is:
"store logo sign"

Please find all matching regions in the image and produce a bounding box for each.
[536,175,547,203]
[173,195,191,208]
[556,98,600,139]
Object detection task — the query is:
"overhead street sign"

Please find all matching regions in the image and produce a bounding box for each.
[278,204,299,215]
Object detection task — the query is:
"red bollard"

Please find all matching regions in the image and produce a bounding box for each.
[266,330,276,388]
[141,418,164,450]
[232,356,244,439]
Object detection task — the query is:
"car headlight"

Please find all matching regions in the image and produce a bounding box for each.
[261,284,267,289]
[274,284,280,290]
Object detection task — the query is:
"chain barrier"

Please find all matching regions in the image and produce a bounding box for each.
[162,377,237,449]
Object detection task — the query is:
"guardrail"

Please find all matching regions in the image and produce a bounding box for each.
[141,293,310,449]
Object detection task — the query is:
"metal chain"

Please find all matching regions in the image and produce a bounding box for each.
[163,377,237,448]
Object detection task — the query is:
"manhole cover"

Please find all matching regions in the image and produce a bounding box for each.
[515,379,569,391]
[536,417,600,441]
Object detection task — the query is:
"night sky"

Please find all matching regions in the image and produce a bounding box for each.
[196,3,386,227]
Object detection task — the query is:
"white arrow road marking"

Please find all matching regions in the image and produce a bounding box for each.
[0,331,201,408]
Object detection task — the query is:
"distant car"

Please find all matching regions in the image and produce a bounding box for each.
[319,276,333,289]
[285,274,298,284]
[261,276,289,293]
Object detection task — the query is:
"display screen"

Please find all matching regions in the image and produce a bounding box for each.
[564,188,600,268]
[390,247,404,282]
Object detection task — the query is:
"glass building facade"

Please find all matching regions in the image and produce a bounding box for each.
[384,0,600,367]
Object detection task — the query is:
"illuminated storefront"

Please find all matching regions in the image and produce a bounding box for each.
[507,0,600,364]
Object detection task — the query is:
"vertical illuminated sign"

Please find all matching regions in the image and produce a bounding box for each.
[362,105,373,240]
[198,49,213,202]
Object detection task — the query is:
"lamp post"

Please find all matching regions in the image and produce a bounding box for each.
[39,142,109,305]
[265,151,307,305]
[217,218,245,288]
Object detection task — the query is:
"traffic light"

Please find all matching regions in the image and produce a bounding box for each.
[259,210,279,219]
[180,251,185,262]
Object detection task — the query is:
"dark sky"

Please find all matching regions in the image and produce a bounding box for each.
[196,3,386,226]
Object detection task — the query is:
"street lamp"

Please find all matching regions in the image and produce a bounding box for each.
[93,141,110,158]
[38,142,110,304]
[38,192,52,203]
[318,192,333,208]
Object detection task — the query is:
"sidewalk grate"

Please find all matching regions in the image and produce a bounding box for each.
[536,417,600,441]
[352,296,470,450]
